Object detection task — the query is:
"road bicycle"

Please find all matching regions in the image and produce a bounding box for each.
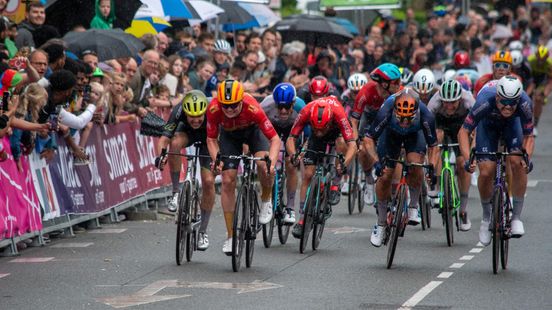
[382,157,434,269]
[216,153,271,272]
[347,156,365,215]
[438,142,461,246]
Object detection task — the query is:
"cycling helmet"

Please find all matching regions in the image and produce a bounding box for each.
[491,50,512,64]
[399,67,413,85]
[273,82,296,106]
[394,89,418,118]
[454,51,470,68]
[412,68,435,95]
[508,40,523,51]
[310,100,333,130]
[182,90,208,116]
[217,79,244,104]
[443,69,457,82]
[214,39,232,54]
[496,75,523,100]
[440,79,463,102]
[536,45,549,60]
[347,73,368,92]
[370,63,401,82]
[309,76,330,96]
[510,50,523,68]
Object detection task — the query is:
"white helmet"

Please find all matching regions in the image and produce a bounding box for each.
[443,69,457,82]
[347,73,368,92]
[413,68,435,95]
[510,50,523,68]
[508,40,523,51]
[214,40,232,54]
[496,75,523,99]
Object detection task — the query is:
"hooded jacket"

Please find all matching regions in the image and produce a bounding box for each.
[90,0,115,30]
[14,21,37,49]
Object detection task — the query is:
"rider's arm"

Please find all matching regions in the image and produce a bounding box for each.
[205,101,222,162]
[518,92,535,158]
[420,105,439,167]
[334,102,356,166]
[252,101,281,164]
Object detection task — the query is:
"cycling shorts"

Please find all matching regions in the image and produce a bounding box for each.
[219,125,270,170]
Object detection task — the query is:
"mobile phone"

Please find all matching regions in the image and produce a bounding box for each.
[2,91,9,112]
[48,114,58,131]
[83,84,91,104]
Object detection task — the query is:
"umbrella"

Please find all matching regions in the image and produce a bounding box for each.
[491,24,513,41]
[64,29,145,61]
[329,17,359,36]
[220,2,279,31]
[273,15,353,46]
[219,1,256,25]
[125,17,172,38]
[184,0,224,22]
[135,0,193,20]
[44,0,142,35]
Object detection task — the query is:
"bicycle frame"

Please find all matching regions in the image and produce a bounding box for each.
[439,144,461,213]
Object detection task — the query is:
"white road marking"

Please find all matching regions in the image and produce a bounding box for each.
[89,229,127,234]
[51,242,94,248]
[469,248,483,253]
[0,273,10,279]
[527,180,538,187]
[10,257,55,263]
[450,263,465,268]
[437,272,454,279]
[399,281,443,309]
[459,255,474,261]
[476,242,484,247]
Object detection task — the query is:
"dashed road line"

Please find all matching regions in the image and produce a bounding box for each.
[0,273,10,279]
[399,281,443,309]
[437,272,454,279]
[51,242,94,248]
[469,248,483,253]
[449,262,465,268]
[10,257,55,263]
[459,255,474,261]
[89,228,127,234]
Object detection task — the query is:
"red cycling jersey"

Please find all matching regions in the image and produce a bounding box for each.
[351,81,386,120]
[290,96,355,142]
[474,72,522,96]
[206,93,277,140]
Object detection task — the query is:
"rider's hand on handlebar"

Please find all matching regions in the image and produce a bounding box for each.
[464,161,476,173]
[154,151,168,170]
[374,161,384,177]
[291,152,302,167]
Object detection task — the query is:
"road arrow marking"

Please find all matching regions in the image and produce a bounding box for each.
[175,279,283,294]
[326,226,370,234]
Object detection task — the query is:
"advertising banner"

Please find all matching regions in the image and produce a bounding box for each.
[320,0,400,10]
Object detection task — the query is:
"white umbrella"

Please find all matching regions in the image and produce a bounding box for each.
[135,0,193,19]
[185,0,224,22]
[237,2,280,27]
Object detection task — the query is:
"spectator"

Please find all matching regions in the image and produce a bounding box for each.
[187,60,215,95]
[128,49,159,115]
[157,32,169,55]
[158,55,178,97]
[125,57,138,80]
[234,31,247,56]
[82,50,99,70]
[192,32,215,59]
[90,0,114,30]
[246,32,262,53]
[15,3,57,49]
[43,43,66,73]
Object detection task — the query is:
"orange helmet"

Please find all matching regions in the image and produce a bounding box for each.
[217,79,244,104]
[491,50,512,64]
[310,100,333,130]
[394,89,418,118]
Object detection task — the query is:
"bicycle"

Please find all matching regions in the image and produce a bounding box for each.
[347,156,365,214]
[262,147,292,247]
[216,153,271,272]
[161,143,211,265]
[438,142,461,246]
[419,181,431,230]
[296,149,343,254]
[382,157,434,269]
[468,148,528,274]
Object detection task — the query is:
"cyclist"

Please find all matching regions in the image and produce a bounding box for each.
[400,67,414,86]
[260,82,308,225]
[297,75,340,103]
[444,50,477,71]
[411,68,436,104]
[427,79,475,231]
[351,63,402,206]
[206,80,281,254]
[459,76,533,245]
[474,50,515,95]
[527,46,552,137]
[510,50,533,96]
[286,96,357,238]
[364,88,438,247]
[154,90,214,250]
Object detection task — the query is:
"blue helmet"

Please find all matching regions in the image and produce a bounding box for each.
[370,63,401,82]
[273,83,296,106]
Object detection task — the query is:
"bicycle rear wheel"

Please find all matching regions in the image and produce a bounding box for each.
[263,172,281,248]
[232,185,247,272]
[501,194,511,270]
[348,159,359,215]
[420,187,428,230]
[176,181,191,265]
[277,176,290,245]
[300,177,318,254]
[358,170,365,213]
[387,185,406,269]
[262,212,274,248]
[186,185,200,262]
[246,192,259,268]
[491,188,502,274]
[443,171,454,247]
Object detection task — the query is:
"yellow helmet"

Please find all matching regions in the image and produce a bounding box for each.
[536,45,549,60]
[217,79,244,104]
[491,50,512,64]
[182,90,208,117]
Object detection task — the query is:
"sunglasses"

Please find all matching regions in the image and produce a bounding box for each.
[395,114,414,123]
[497,97,517,106]
[443,100,460,105]
[277,103,293,110]
[493,62,511,69]
[222,102,240,110]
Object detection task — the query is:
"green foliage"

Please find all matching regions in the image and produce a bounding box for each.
[281,0,301,17]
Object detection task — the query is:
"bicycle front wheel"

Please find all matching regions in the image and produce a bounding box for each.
[491,188,502,274]
[348,159,359,215]
[186,184,201,262]
[443,171,454,247]
[387,185,406,269]
[501,193,511,270]
[232,185,247,272]
[312,182,328,250]
[300,176,318,254]
[176,181,191,265]
[246,192,259,268]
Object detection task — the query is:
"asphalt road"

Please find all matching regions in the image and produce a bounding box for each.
[2,116,552,310]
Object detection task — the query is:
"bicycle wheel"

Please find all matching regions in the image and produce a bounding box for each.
[246,192,259,268]
[313,180,328,250]
[186,184,200,262]
[423,182,431,228]
[348,159,359,215]
[262,203,275,249]
[387,185,406,269]
[175,181,191,265]
[300,176,318,254]
[443,171,454,247]
[491,188,502,274]
[420,189,428,231]
[501,193,510,270]
[277,173,290,245]
[232,184,247,272]
[358,170,365,213]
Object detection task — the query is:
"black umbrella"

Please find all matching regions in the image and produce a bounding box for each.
[45,0,142,35]
[218,1,256,25]
[272,14,353,46]
[63,29,145,61]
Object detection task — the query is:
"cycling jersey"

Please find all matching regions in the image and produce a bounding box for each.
[206,93,277,140]
[474,72,522,96]
[351,81,385,120]
[289,96,354,142]
[427,89,475,120]
[527,55,552,84]
[260,95,306,130]
[513,62,533,90]
[455,68,480,87]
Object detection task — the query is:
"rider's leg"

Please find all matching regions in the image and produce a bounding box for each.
[505,119,528,222]
[199,167,215,234]
[285,157,298,210]
[406,152,424,209]
[221,169,238,238]
[168,133,188,193]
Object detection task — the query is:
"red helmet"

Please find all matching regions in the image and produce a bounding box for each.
[454,50,470,68]
[309,75,330,97]
[310,100,333,130]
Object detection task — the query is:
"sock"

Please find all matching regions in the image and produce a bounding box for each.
[512,196,524,221]
[377,199,389,226]
[223,212,233,238]
[299,200,305,215]
[199,208,211,233]
[409,187,420,209]
[460,193,469,213]
[481,198,492,222]
[171,172,181,193]
[287,191,296,211]
[365,171,375,184]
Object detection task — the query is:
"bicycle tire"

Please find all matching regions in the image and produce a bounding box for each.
[492,188,502,274]
[423,182,431,228]
[387,185,406,269]
[358,170,365,213]
[313,179,329,250]
[443,171,454,247]
[277,172,290,245]
[348,159,358,215]
[300,176,318,254]
[246,192,259,268]
[175,181,191,266]
[501,193,510,270]
[186,184,200,262]
[232,184,247,272]
[420,190,427,231]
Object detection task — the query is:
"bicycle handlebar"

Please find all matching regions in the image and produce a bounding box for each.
[437,143,459,148]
